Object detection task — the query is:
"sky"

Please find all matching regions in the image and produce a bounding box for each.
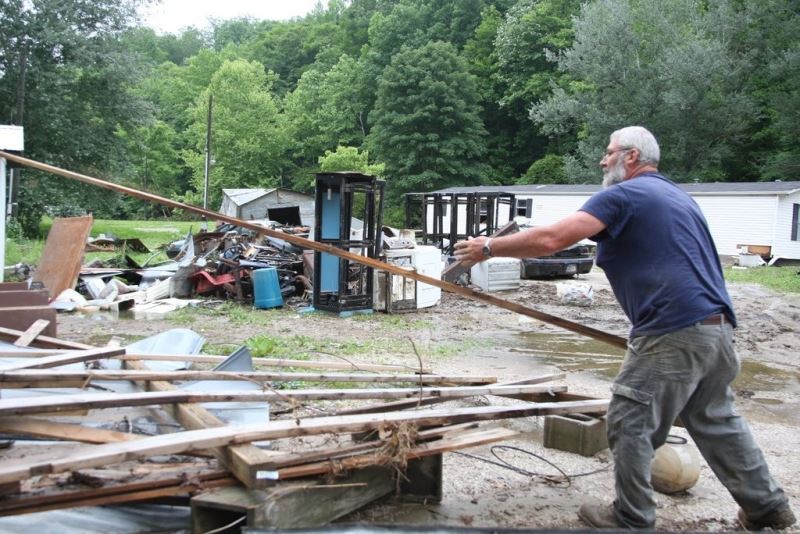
[140,0,321,34]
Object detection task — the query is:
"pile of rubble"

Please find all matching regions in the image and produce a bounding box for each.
[46,218,313,318]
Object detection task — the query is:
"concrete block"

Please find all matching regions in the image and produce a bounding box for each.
[543,413,608,456]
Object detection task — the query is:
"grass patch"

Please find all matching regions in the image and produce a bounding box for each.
[724,265,800,293]
[8,218,199,267]
[5,237,44,265]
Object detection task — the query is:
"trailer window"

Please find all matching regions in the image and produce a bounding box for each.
[793,204,800,241]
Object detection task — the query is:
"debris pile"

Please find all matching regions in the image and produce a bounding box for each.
[30,217,315,319]
[0,323,607,530]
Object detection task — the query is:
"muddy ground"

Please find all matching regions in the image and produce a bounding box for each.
[56,269,800,531]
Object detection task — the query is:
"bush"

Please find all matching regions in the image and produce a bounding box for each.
[518,154,566,184]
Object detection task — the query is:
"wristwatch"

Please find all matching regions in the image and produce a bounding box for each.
[482,238,494,258]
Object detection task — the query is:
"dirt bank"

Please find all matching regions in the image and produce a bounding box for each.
[56,270,800,531]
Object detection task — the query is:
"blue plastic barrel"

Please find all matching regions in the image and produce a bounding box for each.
[252,267,283,309]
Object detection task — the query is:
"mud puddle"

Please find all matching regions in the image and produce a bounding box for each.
[511,331,800,401]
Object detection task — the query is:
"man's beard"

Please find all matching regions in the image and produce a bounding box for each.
[602,157,627,188]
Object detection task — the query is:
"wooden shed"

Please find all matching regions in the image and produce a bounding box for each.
[427,181,800,260]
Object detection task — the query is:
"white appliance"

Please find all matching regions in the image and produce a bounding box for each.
[375,245,443,312]
[470,257,521,292]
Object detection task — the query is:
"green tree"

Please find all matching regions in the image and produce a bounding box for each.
[368,41,490,203]
[284,54,370,190]
[0,0,149,233]
[318,146,385,177]
[183,59,290,209]
[532,0,759,183]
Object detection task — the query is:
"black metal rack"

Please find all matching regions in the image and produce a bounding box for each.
[312,172,385,314]
[404,191,516,255]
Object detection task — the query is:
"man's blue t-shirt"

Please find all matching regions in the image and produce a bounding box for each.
[580,173,736,337]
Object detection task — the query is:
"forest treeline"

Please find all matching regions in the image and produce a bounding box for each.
[0,0,798,233]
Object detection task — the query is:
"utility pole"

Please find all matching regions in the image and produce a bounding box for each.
[203,94,213,210]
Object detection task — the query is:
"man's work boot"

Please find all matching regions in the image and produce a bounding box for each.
[738,506,796,531]
[578,503,625,529]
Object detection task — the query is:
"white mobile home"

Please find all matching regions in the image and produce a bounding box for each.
[428,181,800,260]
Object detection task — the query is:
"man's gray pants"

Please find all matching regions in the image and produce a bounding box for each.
[607,322,788,528]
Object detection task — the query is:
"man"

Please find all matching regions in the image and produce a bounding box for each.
[454,126,795,530]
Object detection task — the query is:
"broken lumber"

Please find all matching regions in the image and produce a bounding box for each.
[256,422,480,471]
[0,151,628,350]
[0,370,496,387]
[0,351,434,374]
[0,346,126,371]
[0,384,566,417]
[12,319,51,347]
[335,373,566,415]
[264,426,519,481]
[0,399,609,484]
[0,417,142,444]
[0,468,233,517]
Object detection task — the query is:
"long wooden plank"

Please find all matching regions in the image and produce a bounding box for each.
[0,151,628,350]
[0,399,608,484]
[0,370,495,386]
[0,346,126,371]
[267,427,519,481]
[335,373,567,415]
[0,351,434,373]
[13,319,51,347]
[0,417,142,443]
[32,215,94,298]
[0,384,566,417]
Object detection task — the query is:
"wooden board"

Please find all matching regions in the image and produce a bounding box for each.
[12,319,51,347]
[0,417,142,444]
[0,346,125,371]
[0,369,496,387]
[0,307,57,338]
[32,215,93,298]
[0,290,49,308]
[0,384,566,417]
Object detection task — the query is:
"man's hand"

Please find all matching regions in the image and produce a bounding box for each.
[453,236,489,266]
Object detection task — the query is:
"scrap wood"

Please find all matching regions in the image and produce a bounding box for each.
[258,422,480,470]
[12,320,51,348]
[0,350,435,374]
[0,417,142,444]
[0,469,234,517]
[32,215,94,299]
[336,373,567,416]
[0,384,566,417]
[0,399,608,485]
[121,358,283,490]
[262,426,519,481]
[0,370,497,387]
[0,346,126,371]
[0,151,628,350]
[0,326,90,350]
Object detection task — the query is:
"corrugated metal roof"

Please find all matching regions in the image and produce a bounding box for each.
[427,180,800,196]
[222,188,275,206]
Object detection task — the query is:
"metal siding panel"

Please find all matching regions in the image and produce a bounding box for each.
[693,196,776,255]
[772,193,800,259]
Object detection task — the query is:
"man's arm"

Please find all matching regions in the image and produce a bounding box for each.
[453,211,606,264]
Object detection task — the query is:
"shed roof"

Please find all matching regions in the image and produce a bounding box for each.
[222,188,313,207]
[427,181,800,197]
